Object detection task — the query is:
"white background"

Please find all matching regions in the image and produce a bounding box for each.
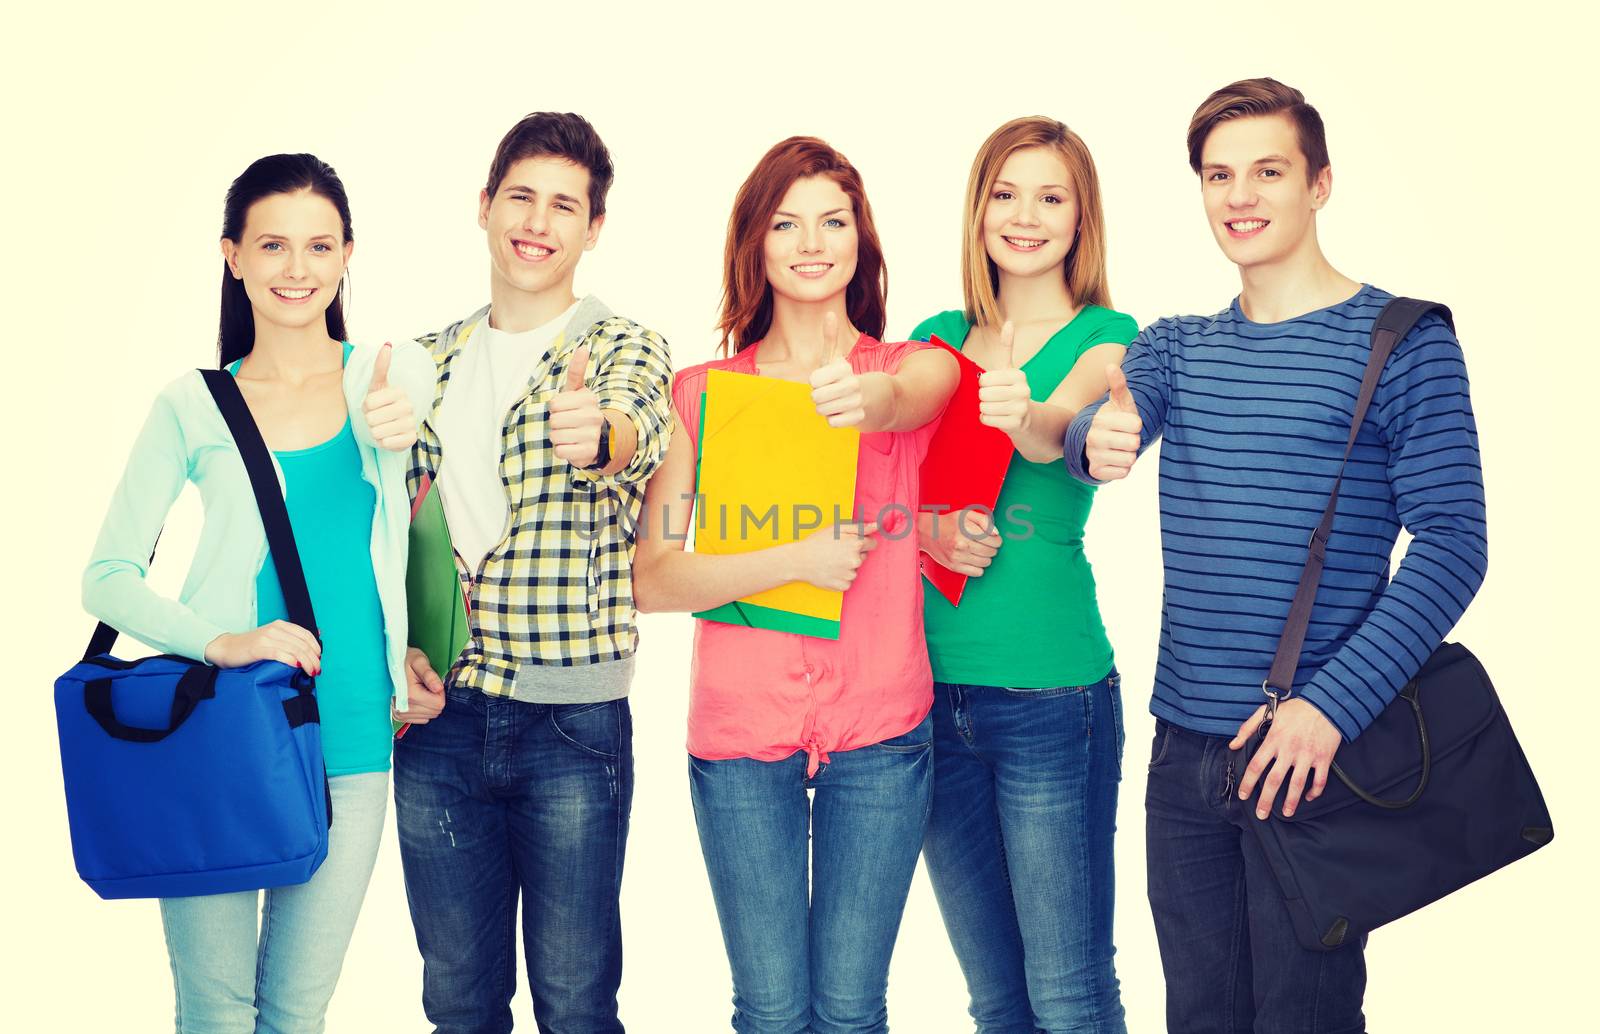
[5,1,1595,1030]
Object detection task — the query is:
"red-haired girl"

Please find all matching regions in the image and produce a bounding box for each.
[634,137,957,1033]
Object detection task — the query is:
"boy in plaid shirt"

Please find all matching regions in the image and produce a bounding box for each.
[393,112,672,1034]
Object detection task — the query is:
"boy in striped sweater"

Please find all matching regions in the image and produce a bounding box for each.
[1066,79,1486,1032]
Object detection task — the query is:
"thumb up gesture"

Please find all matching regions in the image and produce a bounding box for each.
[362,343,417,452]
[809,312,865,428]
[1085,365,1143,481]
[977,321,1030,435]
[549,344,605,468]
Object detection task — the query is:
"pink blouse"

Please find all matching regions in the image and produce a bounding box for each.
[672,336,943,774]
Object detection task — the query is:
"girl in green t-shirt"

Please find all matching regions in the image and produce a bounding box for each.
[911,117,1136,1033]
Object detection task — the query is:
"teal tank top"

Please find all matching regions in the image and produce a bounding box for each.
[252,344,393,775]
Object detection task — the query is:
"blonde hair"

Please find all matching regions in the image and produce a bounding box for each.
[961,117,1112,329]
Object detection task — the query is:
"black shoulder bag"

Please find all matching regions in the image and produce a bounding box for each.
[1243,297,1553,951]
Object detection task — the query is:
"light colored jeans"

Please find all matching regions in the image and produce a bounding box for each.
[158,771,388,1034]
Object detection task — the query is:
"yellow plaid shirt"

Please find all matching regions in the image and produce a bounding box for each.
[407,301,673,699]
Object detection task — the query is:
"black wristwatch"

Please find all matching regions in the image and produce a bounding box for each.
[583,417,614,471]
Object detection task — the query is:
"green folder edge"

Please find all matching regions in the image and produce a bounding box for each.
[690,387,842,641]
[399,477,471,733]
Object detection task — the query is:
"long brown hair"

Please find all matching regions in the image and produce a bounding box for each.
[962,117,1112,330]
[718,137,886,354]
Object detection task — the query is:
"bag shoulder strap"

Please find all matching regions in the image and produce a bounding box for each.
[82,370,320,660]
[198,369,319,637]
[1264,297,1455,699]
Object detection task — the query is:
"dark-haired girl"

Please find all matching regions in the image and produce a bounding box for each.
[634,137,957,1034]
[82,153,434,1032]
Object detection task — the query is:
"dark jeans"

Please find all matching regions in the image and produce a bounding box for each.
[688,713,934,1034]
[1145,718,1367,1034]
[922,674,1127,1034]
[393,688,634,1034]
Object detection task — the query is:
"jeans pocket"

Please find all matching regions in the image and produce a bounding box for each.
[874,713,933,752]
[549,700,622,760]
[1148,719,1173,771]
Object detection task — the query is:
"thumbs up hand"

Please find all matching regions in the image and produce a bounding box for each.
[362,343,417,452]
[549,344,605,468]
[809,312,865,428]
[977,321,1030,435]
[1085,365,1143,482]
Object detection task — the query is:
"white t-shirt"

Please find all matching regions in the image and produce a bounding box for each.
[435,300,579,574]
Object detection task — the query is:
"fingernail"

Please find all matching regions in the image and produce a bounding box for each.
[1257,810,1268,820]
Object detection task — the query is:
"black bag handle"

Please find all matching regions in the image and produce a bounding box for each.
[1263,298,1453,807]
[82,370,321,661]
[83,664,219,742]
[1332,680,1431,808]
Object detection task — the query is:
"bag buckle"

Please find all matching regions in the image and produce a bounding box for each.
[1263,679,1292,720]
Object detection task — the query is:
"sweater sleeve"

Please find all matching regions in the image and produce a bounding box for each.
[1298,315,1489,740]
[80,385,228,661]
[1065,319,1173,483]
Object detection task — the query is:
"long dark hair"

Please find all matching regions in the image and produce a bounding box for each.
[218,153,353,367]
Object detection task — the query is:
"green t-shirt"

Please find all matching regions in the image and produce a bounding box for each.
[910,305,1138,688]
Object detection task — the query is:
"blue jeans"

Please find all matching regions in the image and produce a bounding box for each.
[159,771,389,1034]
[688,713,934,1034]
[922,674,1127,1034]
[393,689,633,1034]
[1145,718,1367,1034]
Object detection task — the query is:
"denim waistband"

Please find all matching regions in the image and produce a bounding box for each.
[1155,716,1232,747]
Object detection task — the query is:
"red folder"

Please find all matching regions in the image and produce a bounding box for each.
[917,334,1016,606]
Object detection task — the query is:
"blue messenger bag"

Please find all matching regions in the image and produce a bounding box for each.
[55,368,330,899]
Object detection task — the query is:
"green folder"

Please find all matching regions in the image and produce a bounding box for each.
[401,474,469,732]
[694,597,845,638]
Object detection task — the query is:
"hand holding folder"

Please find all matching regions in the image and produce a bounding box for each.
[917,334,1016,606]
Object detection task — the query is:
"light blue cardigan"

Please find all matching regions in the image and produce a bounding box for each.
[81,340,435,709]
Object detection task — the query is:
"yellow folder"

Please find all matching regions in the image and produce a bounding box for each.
[692,370,859,639]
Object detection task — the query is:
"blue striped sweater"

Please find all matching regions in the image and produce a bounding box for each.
[1065,284,1487,741]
